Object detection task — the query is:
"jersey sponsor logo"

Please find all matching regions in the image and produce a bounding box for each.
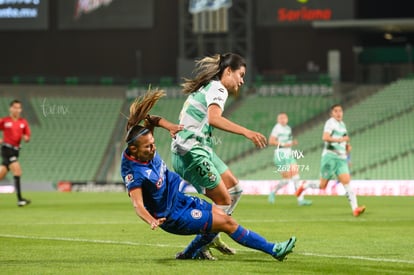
[124,174,134,184]
[212,96,224,102]
[4,122,12,128]
[191,209,202,219]
[218,88,225,93]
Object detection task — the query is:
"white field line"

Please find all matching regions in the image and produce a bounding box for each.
[0,234,174,248]
[1,234,413,265]
[1,217,412,225]
[300,252,414,265]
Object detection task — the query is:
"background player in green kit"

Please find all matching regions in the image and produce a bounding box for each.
[296,104,366,217]
[171,53,267,258]
[268,112,313,206]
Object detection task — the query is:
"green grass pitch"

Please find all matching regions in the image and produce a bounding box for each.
[1,192,413,274]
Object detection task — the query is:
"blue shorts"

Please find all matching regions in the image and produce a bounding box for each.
[161,194,213,235]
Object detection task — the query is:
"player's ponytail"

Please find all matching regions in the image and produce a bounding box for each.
[125,88,165,144]
[181,53,246,95]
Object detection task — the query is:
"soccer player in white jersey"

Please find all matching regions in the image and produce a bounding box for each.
[268,112,312,206]
[171,53,267,258]
[296,104,366,217]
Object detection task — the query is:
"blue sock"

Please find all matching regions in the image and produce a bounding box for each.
[183,233,217,257]
[229,225,274,255]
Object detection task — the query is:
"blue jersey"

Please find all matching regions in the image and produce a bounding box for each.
[120,150,183,219]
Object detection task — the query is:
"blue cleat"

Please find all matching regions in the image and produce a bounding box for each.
[175,247,217,260]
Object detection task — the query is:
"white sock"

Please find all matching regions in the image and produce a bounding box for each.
[291,175,305,201]
[343,183,358,210]
[304,181,321,189]
[273,179,289,193]
[216,204,231,214]
[227,183,243,215]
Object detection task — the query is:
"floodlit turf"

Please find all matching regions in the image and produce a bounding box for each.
[1,192,413,275]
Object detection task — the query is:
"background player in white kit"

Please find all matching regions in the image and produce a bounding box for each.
[268,112,312,206]
[296,104,366,217]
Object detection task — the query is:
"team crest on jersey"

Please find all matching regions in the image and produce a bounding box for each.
[156,178,163,189]
[145,169,152,178]
[191,209,202,219]
[124,174,134,184]
[207,172,217,182]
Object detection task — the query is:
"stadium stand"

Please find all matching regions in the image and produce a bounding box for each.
[217,94,335,162]
[15,96,124,183]
[2,78,412,185]
[232,79,414,180]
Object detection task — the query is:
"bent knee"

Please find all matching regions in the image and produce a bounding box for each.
[223,216,238,233]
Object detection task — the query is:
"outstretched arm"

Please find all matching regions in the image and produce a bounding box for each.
[208,104,267,148]
[146,115,183,138]
[129,188,166,230]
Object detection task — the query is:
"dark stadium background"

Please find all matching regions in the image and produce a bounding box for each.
[1,0,413,83]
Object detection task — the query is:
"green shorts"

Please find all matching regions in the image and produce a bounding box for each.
[172,147,228,194]
[273,151,297,167]
[320,153,350,180]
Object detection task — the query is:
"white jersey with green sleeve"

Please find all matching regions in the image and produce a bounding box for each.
[270,123,292,155]
[171,80,228,156]
[322,117,348,159]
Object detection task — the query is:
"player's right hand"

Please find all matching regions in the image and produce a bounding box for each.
[246,130,267,148]
[150,217,166,230]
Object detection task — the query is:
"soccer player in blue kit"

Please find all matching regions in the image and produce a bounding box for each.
[121,89,296,261]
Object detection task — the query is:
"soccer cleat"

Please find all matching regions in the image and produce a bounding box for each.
[298,199,312,206]
[353,205,366,217]
[268,192,275,204]
[175,251,192,260]
[272,236,296,262]
[193,247,217,260]
[206,235,236,255]
[295,182,306,197]
[17,198,31,207]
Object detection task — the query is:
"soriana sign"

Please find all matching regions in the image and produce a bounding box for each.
[256,0,354,26]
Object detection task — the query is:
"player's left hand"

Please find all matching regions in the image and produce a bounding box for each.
[169,124,184,138]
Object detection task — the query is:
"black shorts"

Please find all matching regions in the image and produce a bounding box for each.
[1,145,19,168]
